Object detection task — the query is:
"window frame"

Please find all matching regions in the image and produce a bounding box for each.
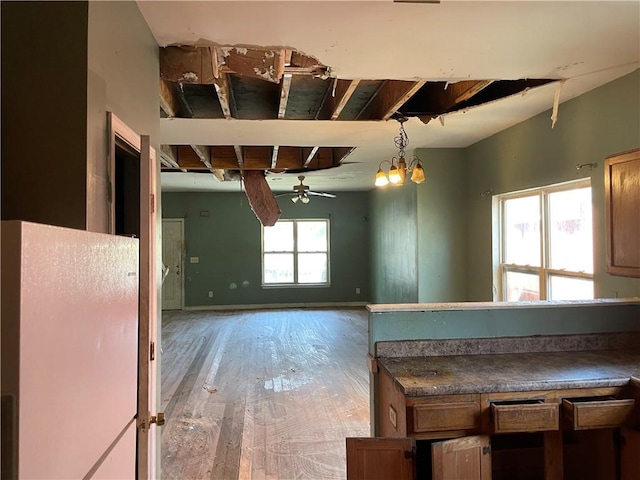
[496,178,593,301]
[261,218,331,288]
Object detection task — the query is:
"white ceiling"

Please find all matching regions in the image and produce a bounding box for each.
[137,0,640,193]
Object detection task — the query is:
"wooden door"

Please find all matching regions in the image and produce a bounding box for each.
[108,113,160,479]
[162,218,184,310]
[346,437,415,480]
[432,435,491,480]
[137,134,159,479]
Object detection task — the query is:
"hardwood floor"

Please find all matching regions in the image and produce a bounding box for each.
[160,308,370,480]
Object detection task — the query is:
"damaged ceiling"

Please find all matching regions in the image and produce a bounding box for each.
[138,0,640,197]
[158,44,553,177]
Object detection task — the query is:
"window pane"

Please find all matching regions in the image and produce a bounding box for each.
[298,253,327,283]
[297,221,327,252]
[549,276,593,300]
[263,222,293,252]
[263,253,294,283]
[548,187,593,273]
[505,271,540,301]
[504,196,540,266]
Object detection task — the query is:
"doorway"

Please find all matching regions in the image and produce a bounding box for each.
[162,219,184,310]
[114,138,141,238]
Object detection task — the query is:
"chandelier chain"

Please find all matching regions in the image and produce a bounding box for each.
[394,122,408,159]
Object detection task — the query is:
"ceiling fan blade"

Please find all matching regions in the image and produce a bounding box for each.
[274,192,297,198]
[307,191,336,198]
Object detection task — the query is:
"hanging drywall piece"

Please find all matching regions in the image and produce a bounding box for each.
[550,79,567,128]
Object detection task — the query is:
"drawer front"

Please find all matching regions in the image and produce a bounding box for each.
[412,402,479,433]
[563,397,635,430]
[491,402,559,433]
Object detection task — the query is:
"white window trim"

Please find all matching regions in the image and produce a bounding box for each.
[494,178,593,301]
[261,218,331,288]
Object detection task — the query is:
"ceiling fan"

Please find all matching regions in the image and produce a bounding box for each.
[275,175,336,204]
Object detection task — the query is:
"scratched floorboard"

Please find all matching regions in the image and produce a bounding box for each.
[160,308,370,480]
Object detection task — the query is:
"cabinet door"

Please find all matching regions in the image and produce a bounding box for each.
[620,427,640,480]
[346,437,414,480]
[432,435,491,480]
[604,147,640,277]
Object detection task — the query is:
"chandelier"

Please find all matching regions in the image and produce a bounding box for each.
[375,116,426,187]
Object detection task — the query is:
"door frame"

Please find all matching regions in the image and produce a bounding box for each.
[108,112,159,479]
[162,218,185,311]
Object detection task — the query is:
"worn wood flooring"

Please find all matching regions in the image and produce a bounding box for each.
[160,308,370,480]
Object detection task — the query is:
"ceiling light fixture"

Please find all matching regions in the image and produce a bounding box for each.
[375,116,426,187]
[291,193,310,204]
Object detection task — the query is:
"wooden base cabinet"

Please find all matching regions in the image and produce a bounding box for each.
[347,372,640,480]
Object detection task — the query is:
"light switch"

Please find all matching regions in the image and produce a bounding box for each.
[190,256,199,264]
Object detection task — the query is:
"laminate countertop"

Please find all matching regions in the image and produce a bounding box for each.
[377,349,640,397]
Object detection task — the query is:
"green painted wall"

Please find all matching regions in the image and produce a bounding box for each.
[416,148,468,302]
[464,69,640,300]
[162,192,370,307]
[369,186,418,303]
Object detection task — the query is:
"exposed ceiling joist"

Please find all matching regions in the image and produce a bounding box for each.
[213,74,233,118]
[159,79,178,117]
[190,144,225,181]
[234,145,244,168]
[160,145,185,171]
[358,80,428,120]
[162,145,353,173]
[317,79,361,120]
[278,74,293,119]
[303,146,320,167]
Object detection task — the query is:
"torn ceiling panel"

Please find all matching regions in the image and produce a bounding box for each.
[159,45,555,188]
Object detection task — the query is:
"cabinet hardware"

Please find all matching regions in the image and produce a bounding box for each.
[482,445,491,455]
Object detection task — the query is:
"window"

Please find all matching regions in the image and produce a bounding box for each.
[262,219,330,286]
[497,179,593,301]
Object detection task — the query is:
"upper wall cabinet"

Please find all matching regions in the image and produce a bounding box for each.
[605,148,640,277]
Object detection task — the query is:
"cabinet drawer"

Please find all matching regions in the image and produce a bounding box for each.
[562,396,635,430]
[412,402,479,433]
[491,400,559,433]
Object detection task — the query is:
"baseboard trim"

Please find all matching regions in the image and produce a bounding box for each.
[181,301,369,311]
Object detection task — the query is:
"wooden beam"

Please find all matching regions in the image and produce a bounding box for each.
[303,146,320,168]
[159,145,185,171]
[234,145,244,168]
[317,79,361,120]
[159,79,179,117]
[333,146,356,164]
[175,146,208,169]
[278,74,293,119]
[357,80,427,120]
[271,146,280,169]
[244,146,273,170]
[452,80,494,105]
[190,145,224,181]
[213,74,233,119]
[243,170,281,227]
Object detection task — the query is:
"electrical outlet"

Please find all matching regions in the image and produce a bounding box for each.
[208,291,213,298]
[355,287,361,294]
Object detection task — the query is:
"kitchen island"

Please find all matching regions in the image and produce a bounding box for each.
[348,305,640,480]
